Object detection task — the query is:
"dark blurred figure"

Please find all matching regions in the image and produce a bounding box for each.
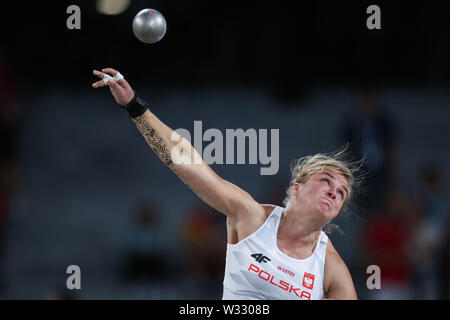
[416,166,449,240]
[341,88,396,213]
[407,201,440,299]
[0,52,21,290]
[180,203,226,288]
[413,165,449,299]
[363,190,413,299]
[121,202,169,281]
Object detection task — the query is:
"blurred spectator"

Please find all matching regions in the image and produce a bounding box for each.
[407,201,440,299]
[413,165,450,299]
[363,190,413,299]
[416,166,449,239]
[341,88,396,212]
[180,202,226,284]
[121,202,169,282]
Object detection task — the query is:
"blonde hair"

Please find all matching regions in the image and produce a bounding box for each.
[283,146,363,212]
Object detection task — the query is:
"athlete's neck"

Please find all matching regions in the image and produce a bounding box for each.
[280,206,323,247]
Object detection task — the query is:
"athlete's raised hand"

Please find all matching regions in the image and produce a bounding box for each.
[92,68,135,106]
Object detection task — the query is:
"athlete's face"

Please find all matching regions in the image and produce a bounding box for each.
[292,168,349,221]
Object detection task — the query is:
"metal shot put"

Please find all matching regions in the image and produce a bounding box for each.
[133,8,167,44]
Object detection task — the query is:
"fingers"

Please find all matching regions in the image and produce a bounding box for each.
[92,70,108,88]
[93,69,105,79]
[92,69,115,88]
[92,80,106,88]
[103,68,128,88]
[92,68,125,88]
[108,79,118,87]
[102,68,119,76]
[92,70,107,87]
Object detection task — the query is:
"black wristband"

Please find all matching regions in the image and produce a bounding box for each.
[124,91,149,118]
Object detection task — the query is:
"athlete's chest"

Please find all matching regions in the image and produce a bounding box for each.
[238,242,324,300]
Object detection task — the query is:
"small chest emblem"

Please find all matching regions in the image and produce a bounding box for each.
[302,272,315,290]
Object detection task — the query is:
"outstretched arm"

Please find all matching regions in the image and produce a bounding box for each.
[92,68,264,219]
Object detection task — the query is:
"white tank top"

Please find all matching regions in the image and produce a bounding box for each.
[222,206,328,300]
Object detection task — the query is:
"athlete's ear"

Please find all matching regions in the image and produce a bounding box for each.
[291,183,300,197]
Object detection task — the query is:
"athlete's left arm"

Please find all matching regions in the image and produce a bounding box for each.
[323,241,358,300]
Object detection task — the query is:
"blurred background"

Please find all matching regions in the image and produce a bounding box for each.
[0,0,449,299]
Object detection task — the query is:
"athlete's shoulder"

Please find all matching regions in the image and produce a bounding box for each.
[324,239,344,287]
[325,239,345,267]
[324,239,357,299]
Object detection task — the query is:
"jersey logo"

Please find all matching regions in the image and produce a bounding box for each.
[302,272,315,290]
[251,253,271,263]
[248,264,311,300]
[277,265,295,277]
